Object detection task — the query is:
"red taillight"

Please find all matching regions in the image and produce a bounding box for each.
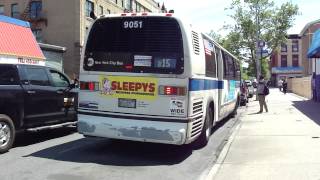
[159,86,186,96]
[131,13,137,16]
[80,81,99,91]
[165,13,172,17]
[121,13,127,16]
[141,12,148,16]
[125,65,133,69]
[88,82,95,91]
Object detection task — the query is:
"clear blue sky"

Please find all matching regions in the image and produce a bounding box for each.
[158,0,320,35]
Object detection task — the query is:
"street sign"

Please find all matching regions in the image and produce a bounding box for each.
[258,40,265,47]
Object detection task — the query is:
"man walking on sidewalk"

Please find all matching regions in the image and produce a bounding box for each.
[257,75,268,113]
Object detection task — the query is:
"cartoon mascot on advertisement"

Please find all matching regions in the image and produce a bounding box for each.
[102,78,113,95]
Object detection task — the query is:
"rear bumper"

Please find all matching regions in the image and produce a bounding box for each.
[78,113,188,145]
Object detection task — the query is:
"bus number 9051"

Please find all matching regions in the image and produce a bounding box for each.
[123,21,143,29]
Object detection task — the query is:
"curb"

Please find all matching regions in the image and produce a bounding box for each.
[203,121,242,180]
[288,92,310,101]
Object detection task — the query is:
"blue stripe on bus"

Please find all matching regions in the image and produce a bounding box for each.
[189,79,224,91]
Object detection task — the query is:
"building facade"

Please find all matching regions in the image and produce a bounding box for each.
[299,19,320,76]
[270,34,304,85]
[0,0,161,78]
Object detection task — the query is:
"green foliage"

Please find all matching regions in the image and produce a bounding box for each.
[225,0,299,77]
[208,30,224,45]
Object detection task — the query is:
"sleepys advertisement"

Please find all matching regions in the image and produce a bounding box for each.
[100,76,158,100]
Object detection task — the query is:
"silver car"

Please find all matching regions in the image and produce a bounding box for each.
[245,80,254,98]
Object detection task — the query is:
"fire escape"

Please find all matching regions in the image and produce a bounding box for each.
[20,0,47,28]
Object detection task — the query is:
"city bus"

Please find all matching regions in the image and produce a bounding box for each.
[78,13,240,147]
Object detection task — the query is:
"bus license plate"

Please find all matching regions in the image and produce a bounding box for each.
[118,98,136,108]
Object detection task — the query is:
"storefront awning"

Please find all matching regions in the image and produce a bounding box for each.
[0,15,45,60]
[271,67,304,74]
[307,29,320,58]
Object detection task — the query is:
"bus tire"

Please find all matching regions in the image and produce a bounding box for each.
[193,107,213,148]
[0,115,15,154]
[230,96,239,118]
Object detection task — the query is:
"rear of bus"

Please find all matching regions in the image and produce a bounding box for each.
[78,14,192,145]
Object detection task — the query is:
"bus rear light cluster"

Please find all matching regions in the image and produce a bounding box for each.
[159,86,186,96]
[80,81,99,91]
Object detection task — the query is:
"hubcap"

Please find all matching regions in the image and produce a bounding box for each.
[0,122,11,148]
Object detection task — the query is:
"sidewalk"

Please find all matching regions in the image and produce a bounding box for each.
[210,89,320,180]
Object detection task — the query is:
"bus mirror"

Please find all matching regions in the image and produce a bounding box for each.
[90,11,97,20]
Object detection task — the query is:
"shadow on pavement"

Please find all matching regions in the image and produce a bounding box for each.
[23,112,238,166]
[24,137,193,166]
[14,127,77,148]
[292,100,320,126]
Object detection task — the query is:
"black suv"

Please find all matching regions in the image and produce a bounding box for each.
[0,64,77,153]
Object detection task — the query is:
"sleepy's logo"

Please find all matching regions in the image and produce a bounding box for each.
[100,76,158,100]
[102,78,113,95]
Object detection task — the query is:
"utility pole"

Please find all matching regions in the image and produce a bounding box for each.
[255,1,261,80]
[255,1,261,101]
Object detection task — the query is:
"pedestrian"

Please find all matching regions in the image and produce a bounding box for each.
[278,79,283,92]
[282,79,288,94]
[257,75,269,113]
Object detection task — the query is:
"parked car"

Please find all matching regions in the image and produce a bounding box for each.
[0,64,78,153]
[240,81,249,106]
[245,80,254,98]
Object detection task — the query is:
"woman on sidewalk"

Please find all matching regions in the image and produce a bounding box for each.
[282,79,288,94]
[257,75,269,113]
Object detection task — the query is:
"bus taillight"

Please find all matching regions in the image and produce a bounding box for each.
[80,81,99,91]
[159,86,186,96]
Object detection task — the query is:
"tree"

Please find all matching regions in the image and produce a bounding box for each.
[225,0,299,78]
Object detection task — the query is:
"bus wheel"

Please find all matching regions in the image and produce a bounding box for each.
[193,107,213,148]
[230,96,240,117]
[0,115,15,154]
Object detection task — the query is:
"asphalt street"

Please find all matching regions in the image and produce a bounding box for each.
[0,107,245,180]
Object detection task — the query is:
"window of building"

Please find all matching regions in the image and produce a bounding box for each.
[107,9,111,14]
[30,1,42,19]
[32,29,42,42]
[121,0,124,7]
[292,55,299,67]
[0,5,4,15]
[281,55,287,67]
[99,5,103,15]
[281,43,287,52]
[136,2,142,12]
[292,40,299,52]
[85,0,94,17]
[124,0,131,10]
[11,4,19,18]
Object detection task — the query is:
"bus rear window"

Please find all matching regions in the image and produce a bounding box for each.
[83,17,184,74]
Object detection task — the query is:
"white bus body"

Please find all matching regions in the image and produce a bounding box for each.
[78,13,240,146]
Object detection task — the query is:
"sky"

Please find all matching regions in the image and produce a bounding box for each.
[157,0,320,36]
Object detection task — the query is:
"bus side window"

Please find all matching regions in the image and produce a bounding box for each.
[234,60,241,80]
[222,51,227,79]
[215,46,222,78]
[203,37,216,78]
